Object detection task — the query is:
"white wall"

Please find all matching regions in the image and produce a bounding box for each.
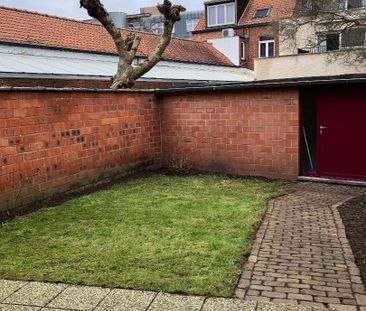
[254,50,366,80]
[208,36,240,66]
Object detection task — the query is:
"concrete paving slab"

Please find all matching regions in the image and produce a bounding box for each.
[0,280,28,301]
[46,285,110,310]
[3,282,67,307]
[257,302,321,311]
[95,288,156,311]
[202,298,257,311]
[0,305,40,311]
[148,293,204,311]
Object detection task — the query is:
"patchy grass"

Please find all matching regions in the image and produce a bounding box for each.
[0,174,285,297]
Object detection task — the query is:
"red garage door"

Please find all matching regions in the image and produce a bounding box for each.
[317,85,366,181]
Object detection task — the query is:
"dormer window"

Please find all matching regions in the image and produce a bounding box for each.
[253,8,271,19]
[207,2,235,27]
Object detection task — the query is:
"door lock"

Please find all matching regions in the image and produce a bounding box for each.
[320,126,327,135]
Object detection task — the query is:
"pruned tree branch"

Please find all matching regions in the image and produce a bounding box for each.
[80,0,185,89]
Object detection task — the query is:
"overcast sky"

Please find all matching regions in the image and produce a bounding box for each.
[0,0,204,19]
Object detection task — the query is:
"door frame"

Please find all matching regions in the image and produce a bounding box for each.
[300,85,366,182]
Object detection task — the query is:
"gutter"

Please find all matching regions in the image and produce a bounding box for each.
[0,86,155,93]
[154,74,366,93]
[0,75,364,94]
[192,22,271,34]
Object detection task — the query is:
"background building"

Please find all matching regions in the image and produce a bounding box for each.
[85,7,203,39]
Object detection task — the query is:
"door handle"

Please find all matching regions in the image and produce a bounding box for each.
[320,126,327,135]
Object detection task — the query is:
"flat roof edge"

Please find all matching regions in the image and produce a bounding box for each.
[154,74,366,93]
[0,86,155,93]
[0,74,365,93]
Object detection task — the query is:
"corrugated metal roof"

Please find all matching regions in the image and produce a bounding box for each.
[0,44,254,82]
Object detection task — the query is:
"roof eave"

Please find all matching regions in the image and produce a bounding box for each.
[154,74,366,93]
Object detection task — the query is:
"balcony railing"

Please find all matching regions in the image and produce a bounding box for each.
[254,49,366,81]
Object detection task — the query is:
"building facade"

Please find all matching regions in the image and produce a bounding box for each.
[192,0,296,69]
[86,7,203,39]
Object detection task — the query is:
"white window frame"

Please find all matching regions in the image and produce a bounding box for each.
[258,38,275,58]
[207,2,235,27]
[241,41,246,61]
[253,7,272,19]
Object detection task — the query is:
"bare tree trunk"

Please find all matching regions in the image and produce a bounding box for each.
[79,0,185,89]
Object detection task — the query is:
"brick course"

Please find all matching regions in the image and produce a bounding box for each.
[158,88,299,180]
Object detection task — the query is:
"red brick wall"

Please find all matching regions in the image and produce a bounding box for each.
[192,30,223,42]
[237,24,279,70]
[0,87,301,214]
[0,91,161,212]
[192,25,279,70]
[158,87,299,179]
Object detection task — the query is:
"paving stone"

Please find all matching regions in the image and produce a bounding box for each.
[202,298,256,311]
[147,293,204,311]
[0,305,40,311]
[235,288,246,299]
[0,280,27,301]
[46,285,110,310]
[95,289,156,311]
[234,183,365,307]
[355,294,366,306]
[3,282,67,307]
[328,304,358,311]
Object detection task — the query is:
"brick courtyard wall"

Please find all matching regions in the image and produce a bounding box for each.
[0,86,301,215]
[158,87,299,180]
[0,90,161,213]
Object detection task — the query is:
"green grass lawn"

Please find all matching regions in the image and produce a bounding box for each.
[0,174,285,297]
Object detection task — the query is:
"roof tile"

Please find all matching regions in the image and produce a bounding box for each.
[238,0,296,25]
[0,6,233,66]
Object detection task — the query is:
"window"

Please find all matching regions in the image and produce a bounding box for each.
[342,0,366,9]
[259,36,275,58]
[207,2,235,26]
[253,8,271,19]
[342,28,366,47]
[186,18,200,32]
[317,33,340,52]
[151,22,176,35]
[241,41,247,61]
[316,29,366,52]
[129,23,143,31]
[151,22,164,34]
